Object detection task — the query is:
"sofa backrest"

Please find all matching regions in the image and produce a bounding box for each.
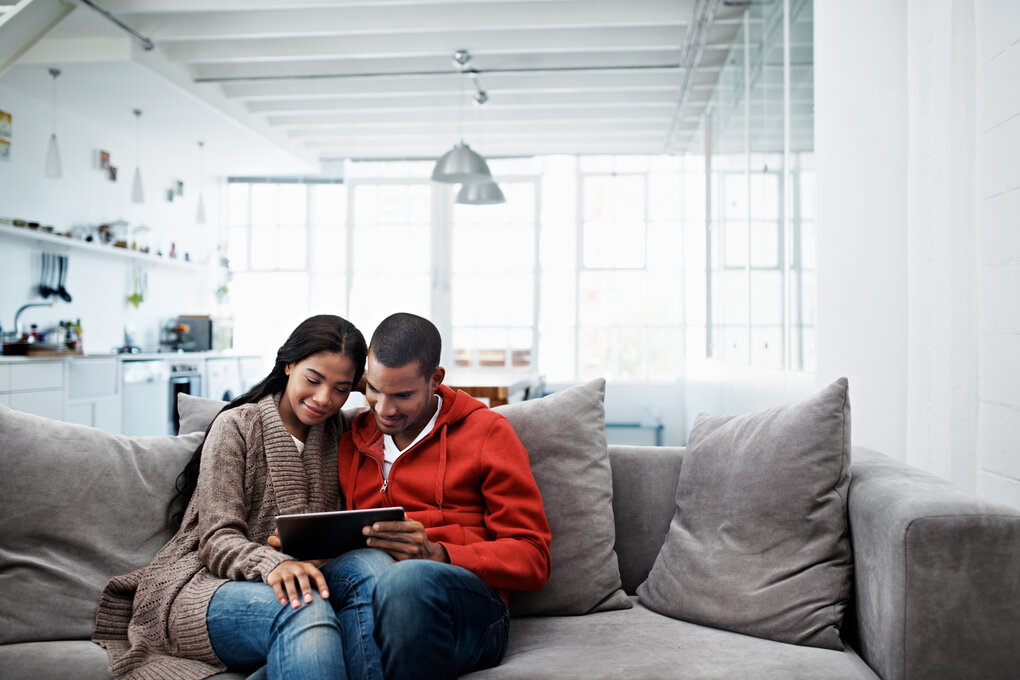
[608,444,685,594]
[0,404,201,645]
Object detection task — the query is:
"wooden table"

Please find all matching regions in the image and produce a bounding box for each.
[446,370,543,407]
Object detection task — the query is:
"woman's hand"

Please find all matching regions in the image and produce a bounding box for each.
[266,560,330,609]
[363,514,449,563]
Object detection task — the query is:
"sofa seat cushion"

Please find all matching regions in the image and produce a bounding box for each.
[467,599,879,680]
[0,641,245,680]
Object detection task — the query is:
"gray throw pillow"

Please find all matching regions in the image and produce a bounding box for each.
[637,378,853,650]
[497,378,632,616]
[177,391,229,434]
[0,405,203,644]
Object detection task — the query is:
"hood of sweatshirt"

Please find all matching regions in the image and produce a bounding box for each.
[345,383,490,509]
[348,383,487,451]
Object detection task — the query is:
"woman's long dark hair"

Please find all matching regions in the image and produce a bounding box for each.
[167,314,367,527]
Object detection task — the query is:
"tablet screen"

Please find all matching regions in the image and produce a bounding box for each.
[276,507,404,560]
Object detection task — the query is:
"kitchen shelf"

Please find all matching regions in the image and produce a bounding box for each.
[0,223,204,269]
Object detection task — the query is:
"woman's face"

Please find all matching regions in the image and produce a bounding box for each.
[279,351,358,439]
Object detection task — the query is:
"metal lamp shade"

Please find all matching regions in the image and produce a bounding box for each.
[131,166,145,203]
[456,180,506,205]
[44,133,62,178]
[431,142,492,184]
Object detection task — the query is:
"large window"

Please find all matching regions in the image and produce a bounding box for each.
[451,178,538,371]
[224,156,689,382]
[691,0,815,372]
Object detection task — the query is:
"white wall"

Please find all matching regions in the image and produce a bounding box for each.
[974,0,1020,505]
[0,81,221,352]
[816,0,1019,509]
[815,0,909,459]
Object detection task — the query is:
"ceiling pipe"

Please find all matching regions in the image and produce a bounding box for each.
[78,0,154,51]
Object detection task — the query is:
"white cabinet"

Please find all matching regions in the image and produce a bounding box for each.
[67,357,122,433]
[1,361,64,420]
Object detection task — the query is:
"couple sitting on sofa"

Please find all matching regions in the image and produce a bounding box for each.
[92,312,552,680]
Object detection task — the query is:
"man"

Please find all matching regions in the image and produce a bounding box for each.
[339,312,551,679]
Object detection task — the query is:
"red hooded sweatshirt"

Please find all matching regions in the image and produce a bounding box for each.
[339,384,551,602]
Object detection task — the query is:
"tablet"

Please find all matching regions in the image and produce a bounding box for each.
[276,507,405,560]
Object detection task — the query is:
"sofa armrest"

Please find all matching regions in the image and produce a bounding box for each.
[848,447,1020,680]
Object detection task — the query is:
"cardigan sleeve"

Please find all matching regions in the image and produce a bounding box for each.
[194,409,290,582]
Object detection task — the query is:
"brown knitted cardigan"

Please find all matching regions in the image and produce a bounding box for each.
[92,394,351,680]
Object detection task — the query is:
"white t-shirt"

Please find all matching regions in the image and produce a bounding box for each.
[381,394,442,481]
[291,435,306,454]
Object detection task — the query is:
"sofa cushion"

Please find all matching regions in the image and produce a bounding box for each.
[637,378,853,650]
[467,599,879,679]
[177,391,227,435]
[0,405,202,645]
[497,378,631,616]
[0,640,246,680]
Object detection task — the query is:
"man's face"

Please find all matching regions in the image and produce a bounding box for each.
[364,351,444,449]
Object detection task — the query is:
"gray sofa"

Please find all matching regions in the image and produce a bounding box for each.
[1,381,1018,680]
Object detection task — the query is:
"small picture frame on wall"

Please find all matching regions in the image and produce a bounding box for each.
[175,180,184,196]
[99,150,110,170]
[109,166,118,181]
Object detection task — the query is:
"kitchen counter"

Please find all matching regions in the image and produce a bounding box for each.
[0,350,257,363]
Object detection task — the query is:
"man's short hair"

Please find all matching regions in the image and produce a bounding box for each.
[369,313,441,378]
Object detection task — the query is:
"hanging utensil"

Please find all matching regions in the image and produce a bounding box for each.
[57,255,72,302]
[39,253,52,298]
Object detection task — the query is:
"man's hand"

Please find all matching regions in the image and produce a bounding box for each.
[363,514,449,563]
[266,560,329,609]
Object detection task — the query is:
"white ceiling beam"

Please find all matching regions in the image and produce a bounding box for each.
[222,69,681,100]
[129,0,687,41]
[161,26,685,63]
[17,35,134,63]
[269,105,673,126]
[312,140,678,160]
[0,0,75,76]
[102,0,632,11]
[246,89,677,113]
[292,121,673,140]
[191,49,682,82]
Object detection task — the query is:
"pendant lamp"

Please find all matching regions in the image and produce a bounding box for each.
[195,141,206,224]
[130,109,144,203]
[44,68,62,179]
[431,50,492,185]
[431,142,492,184]
[456,179,505,205]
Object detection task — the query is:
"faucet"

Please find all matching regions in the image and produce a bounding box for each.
[14,302,54,339]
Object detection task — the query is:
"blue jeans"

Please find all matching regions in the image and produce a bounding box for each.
[207,548,393,680]
[372,560,510,680]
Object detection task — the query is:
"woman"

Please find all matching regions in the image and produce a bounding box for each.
[92,315,391,680]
